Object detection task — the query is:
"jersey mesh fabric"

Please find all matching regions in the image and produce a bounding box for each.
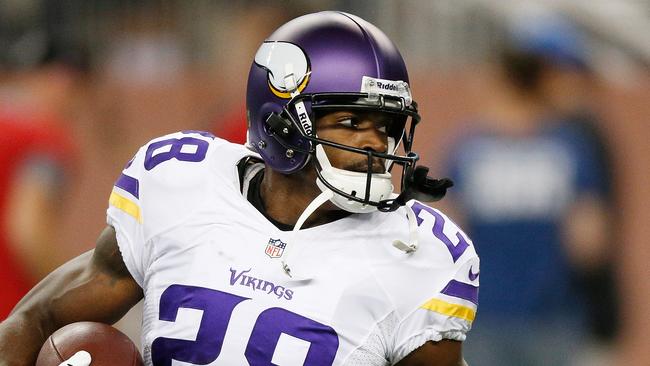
[344,311,399,365]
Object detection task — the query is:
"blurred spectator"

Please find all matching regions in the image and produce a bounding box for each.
[0,11,82,318]
[439,13,617,366]
[510,9,620,348]
[214,108,248,144]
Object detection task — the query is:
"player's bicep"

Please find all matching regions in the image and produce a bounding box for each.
[91,226,137,281]
[11,226,142,332]
[54,226,143,325]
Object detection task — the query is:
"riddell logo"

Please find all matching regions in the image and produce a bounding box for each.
[298,112,312,135]
[376,81,398,91]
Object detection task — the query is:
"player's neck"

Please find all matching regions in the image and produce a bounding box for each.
[260,167,349,229]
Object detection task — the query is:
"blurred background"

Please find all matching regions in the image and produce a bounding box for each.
[0,0,647,365]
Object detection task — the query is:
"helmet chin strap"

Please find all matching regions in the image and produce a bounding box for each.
[281,189,334,279]
[392,204,419,253]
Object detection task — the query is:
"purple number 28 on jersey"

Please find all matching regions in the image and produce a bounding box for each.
[152,284,339,366]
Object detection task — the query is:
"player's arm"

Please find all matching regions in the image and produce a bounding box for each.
[395,340,464,366]
[0,226,143,366]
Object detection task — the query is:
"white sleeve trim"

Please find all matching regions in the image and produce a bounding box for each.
[390,306,472,364]
[391,327,466,365]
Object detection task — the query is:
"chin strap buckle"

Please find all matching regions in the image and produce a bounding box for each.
[392,240,417,253]
[392,202,419,253]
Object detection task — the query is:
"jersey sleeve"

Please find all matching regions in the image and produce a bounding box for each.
[106,130,223,287]
[106,141,149,287]
[389,203,480,364]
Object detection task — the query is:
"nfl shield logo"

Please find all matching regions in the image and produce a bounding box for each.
[265,238,287,258]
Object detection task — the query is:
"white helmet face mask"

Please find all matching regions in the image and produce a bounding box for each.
[314,137,397,213]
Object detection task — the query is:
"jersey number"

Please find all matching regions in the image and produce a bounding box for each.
[144,137,210,170]
[411,201,470,262]
[151,285,339,366]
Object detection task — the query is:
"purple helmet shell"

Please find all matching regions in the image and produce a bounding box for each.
[246,11,412,174]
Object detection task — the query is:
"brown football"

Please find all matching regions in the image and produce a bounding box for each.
[36,321,144,366]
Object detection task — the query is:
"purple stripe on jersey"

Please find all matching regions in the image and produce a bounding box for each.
[115,173,139,198]
[441,280,479,305]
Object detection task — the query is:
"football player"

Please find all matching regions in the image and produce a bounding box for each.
[0,12,478,365]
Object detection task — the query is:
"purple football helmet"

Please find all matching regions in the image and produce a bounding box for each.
[246,11,426,212]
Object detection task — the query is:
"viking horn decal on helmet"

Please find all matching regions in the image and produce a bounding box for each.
[254,42,310,98]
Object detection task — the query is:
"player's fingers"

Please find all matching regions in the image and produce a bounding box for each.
[59,350,92,366]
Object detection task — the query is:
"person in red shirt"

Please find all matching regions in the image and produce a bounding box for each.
[0,113,76,318]
[0,43,81,318]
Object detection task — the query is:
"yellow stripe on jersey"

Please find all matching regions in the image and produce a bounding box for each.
[420,298,476,322]
[109,191,142,223]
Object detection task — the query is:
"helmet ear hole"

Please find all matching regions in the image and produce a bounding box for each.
[266,113,295,139]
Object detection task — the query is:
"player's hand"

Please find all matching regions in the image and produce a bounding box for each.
[58,350,92,366]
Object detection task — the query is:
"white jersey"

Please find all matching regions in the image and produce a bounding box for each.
[107,131,480,366]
